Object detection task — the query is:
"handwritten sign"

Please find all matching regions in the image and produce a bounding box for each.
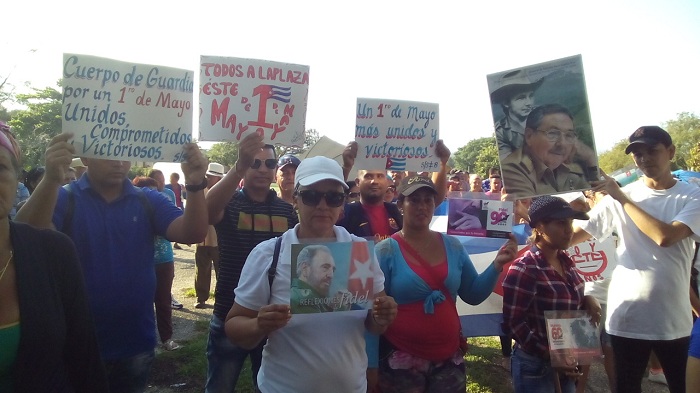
[62,54,194,162]
[355,98,439,172]
[446,196,513,238]
[198,56,308,147]
[565,238,616,282]
[290,241,376,314]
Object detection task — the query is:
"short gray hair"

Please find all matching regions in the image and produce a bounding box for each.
[296,245,332,278]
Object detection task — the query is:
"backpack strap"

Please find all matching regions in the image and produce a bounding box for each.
[267,236,283,303]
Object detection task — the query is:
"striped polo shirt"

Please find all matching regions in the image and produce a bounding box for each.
[213,189,298,320]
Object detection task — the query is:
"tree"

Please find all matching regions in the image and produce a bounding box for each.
[688,142,700,171]
[0,74,15,109]
[473,143,500,178]
[597,139,632,174]
[452,137,499,175]
[9,85,62,170]
[206,141,239,169]
[663,112,700,170]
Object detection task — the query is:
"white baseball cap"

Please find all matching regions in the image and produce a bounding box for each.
[295,156,348,189]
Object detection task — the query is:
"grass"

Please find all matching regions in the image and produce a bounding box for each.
[181,288,215,299]
[149,319,255,393]
[465,337,514,393]
[149,330,512,392]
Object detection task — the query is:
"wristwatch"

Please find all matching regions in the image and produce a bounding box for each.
[185,178,207,192]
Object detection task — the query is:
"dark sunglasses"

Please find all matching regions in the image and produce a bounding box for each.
[250,159,277,170]
[297,190,346,208]
[348,192,360,198]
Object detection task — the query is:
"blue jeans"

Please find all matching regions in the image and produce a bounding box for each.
[104,350,155,393]
[511,347,575,393]
[205,314,264,393]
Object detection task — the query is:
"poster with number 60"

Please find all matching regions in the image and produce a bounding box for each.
[198,56,309,147]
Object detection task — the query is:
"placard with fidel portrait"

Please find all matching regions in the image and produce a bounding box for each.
[486,55,599,199]
[290,241,376,314]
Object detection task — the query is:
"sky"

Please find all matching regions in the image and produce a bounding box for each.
[3,0,699,154]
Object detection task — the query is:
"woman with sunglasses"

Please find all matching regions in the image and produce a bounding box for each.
[225,156,398,393]
[374,175,518,392]
[502,195,602,392]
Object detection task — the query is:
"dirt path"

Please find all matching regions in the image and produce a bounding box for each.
[150,246,671,393]
[168,246,216,343]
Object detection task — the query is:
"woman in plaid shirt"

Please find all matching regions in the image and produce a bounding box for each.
[502,195,602,392]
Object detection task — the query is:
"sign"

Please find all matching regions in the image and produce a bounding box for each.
[290,241,376,314]
[62,53,194,162]
[487,55,598,199]
[545,310,602,367]
[565,237,616,282]
[355,98,439,172]
[446,195,513,238]
[199,56,309,147]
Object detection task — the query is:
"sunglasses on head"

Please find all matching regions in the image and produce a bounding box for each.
[297,190,346,208]
[250,159,277,170]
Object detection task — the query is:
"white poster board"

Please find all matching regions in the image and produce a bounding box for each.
[198,56,309,147]
[355,98,439,172]
[565,238,616,282]
[62,54,194,162]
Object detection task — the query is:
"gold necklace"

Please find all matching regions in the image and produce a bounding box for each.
[0,251,13,282]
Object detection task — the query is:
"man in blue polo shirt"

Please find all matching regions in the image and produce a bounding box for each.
[16,133,209,393]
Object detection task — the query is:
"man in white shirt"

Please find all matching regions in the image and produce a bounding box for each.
[571,126,700,393]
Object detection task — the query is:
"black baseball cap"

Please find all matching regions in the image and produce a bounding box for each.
[528,195,589,228]
[624,126,672,154]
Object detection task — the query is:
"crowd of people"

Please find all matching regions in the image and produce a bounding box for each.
[1,116,699,393]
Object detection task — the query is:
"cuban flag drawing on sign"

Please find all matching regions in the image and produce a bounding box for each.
[386,157,406,171]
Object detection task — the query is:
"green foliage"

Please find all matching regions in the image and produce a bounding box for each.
[465,336,514,393]
[597,139,632,174]
[127,165,152,179]
[206,141,239,168]
[688,142,700,171]
[452,137,499,176]
[8,85,62,170]
[0,74,15,109]
[473,143,500,179]
[598,112,700,174]
[663,112,700,170]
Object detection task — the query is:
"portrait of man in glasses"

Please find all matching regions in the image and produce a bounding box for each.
[501,104,592,198]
